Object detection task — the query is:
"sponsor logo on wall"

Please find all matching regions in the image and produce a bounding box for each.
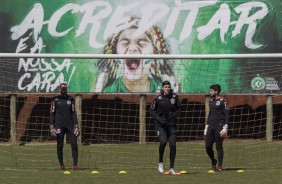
[251,75,280,91]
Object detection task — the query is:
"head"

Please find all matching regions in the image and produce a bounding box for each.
[97,17,175,86]
[116,27,154,81]
[161,80,173,95]
[209,84,221,97]
[60,83,68,97]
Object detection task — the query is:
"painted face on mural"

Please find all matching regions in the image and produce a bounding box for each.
[95,18,177,93]
[116,28,154,81]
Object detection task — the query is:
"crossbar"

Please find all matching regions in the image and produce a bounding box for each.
[0,53,282,59]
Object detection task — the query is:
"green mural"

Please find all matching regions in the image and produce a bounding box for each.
[0,0,281,93]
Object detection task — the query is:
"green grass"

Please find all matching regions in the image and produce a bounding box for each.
[2,168,282,184]
[1,140,282,184]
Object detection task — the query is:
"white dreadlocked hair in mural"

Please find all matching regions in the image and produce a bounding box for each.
[95,17,179,92]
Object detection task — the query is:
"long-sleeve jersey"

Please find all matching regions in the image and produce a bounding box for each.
[150,93,181,127]
[207,97,229,127]
[50,95,78,128]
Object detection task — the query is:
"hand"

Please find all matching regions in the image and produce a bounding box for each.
[50,125,57,137]
[220,124,228,138]
[157,117,167,125]
[74,126,80,136]
[204,125,209,136]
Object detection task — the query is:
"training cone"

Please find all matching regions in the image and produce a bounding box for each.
[163,171,170,175]
[119,170,127,174]
[208,170,215,173]
[64,171,71,175]
[91,171,99,174]
[163,171,181,175]
[237,170,245,173]
[180,170,188,174]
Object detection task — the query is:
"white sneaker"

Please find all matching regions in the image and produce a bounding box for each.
[158,162,164,173]
[169,168,176,175]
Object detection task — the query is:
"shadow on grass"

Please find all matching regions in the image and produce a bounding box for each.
[223,168,246,171]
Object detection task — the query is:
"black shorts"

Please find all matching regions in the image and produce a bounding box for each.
[156,126,176,138]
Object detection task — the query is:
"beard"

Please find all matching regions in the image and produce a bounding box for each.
[210,93,216,98]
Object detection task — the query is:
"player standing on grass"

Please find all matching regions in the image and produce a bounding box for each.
[49,83,80,170]
[204,84,229,171]
[150,81,181,175]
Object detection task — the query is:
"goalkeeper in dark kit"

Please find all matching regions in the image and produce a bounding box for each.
[150,80,181,175]
[204,84,229,171]
[49,83,80,170]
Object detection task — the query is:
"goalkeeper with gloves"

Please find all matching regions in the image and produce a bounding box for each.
[204,84,229,171]
[150,81,181,175]
[50,83,80,170]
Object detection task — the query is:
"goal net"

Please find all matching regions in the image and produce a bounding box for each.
[0,56,282,171]
[0,0,281,172]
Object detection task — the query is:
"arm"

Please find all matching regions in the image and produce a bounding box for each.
[71,99,78,125]
[174,96,181,116]
[149,97,159,119]
[49,99,57,137]
[50,99,56,126]
[149,97,166,125]
[220,99,229,137]
[71,99,80,136]
[204,101,211,136]
[224,100,229,125]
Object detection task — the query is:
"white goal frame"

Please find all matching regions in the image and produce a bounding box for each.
[0,53,282,59]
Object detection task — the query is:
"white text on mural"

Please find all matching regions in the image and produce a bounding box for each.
[16,33,75,92]
[17,58,75,92]
[11,1,269,49]
[12,5,76,92]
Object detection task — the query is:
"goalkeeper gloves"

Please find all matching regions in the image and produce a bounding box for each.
[74,125,80,136]
[204,125,209,136]
[220,124,228,138]
[50,125,57,137]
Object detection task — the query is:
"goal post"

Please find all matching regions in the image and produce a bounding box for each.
[0,53,282,170]
[1,0,282,173]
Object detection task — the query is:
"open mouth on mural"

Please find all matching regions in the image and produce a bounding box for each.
[126,59,141,71]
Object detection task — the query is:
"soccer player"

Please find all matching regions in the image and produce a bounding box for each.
[49,83,80,170]
[204,84,229,171]
[150,81,181,175]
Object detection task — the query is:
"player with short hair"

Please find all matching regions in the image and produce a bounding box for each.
[204,84,229,171]
[49,83,80,170]
[150,81,181,175]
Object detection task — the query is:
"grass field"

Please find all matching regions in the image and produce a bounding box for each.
[1,140,282,184]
